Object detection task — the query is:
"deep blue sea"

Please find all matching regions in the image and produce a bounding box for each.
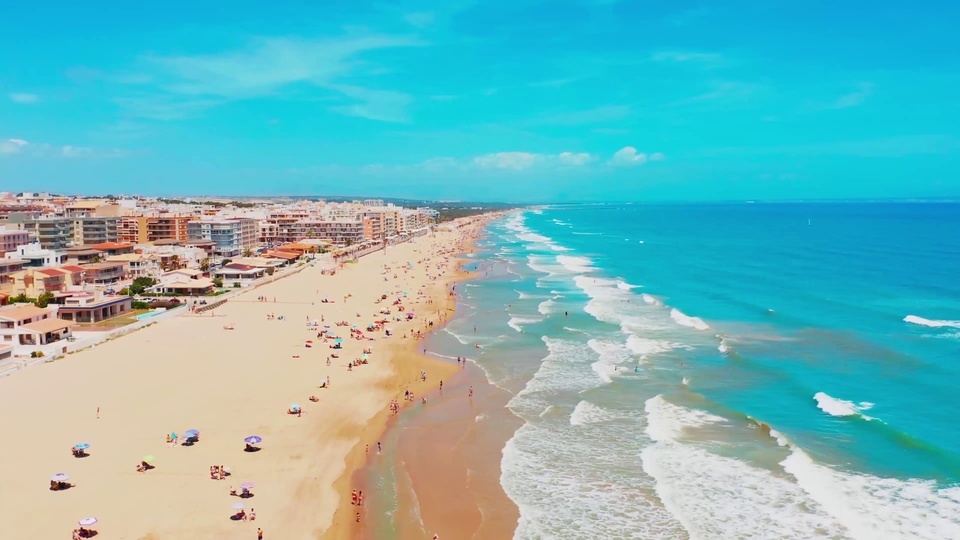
[428,203,960,539]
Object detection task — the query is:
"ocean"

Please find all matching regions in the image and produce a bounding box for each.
[377,203,960,539]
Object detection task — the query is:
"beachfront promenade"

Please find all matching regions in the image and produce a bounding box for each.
[0,220,484,539]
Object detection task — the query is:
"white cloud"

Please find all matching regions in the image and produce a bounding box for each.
[558,152,594,166]
[832,82,874,109]
[0,138,29,154]
[473,152,541,171]
[62,146,94,158]
[0,138,128,158]
[609,146,663,166]
[9,93,39,104]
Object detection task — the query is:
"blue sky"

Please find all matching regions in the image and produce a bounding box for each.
[1,0,959,202]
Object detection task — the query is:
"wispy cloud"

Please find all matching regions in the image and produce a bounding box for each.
[306,148,655,176]
[609,147,664,166]
[117,34,421,122]
[831,82,875,109]
[0,138,29,154]
[651,51,723,65]
[330,86,412,123]
[9,93,39,104]
[527,105,632,126]
[0,138,129,158]
[668,81,761,107]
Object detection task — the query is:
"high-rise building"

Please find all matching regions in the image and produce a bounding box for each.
[187,217,258,258]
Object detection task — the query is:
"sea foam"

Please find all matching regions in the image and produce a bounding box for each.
[670,308,710,330]
[813,392,877,421]
[903,315,960,329]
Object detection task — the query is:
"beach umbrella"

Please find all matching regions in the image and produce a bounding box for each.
[169,432,178,439]
[51,473,70,482]
[232,502,245,510]
[240,482,255,489]
[334,338,343,343]
[244,435,262,445]
[73,443,90,450]
[78,517,98,527]
[142,455,156,463]
[290,403,300,411]
[184,429,200,438]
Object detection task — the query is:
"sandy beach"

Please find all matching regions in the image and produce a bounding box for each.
[0,217,494,539]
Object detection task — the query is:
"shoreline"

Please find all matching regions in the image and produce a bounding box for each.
[0,216,498,539]
[355,218,523,540]
[324,214,504,539]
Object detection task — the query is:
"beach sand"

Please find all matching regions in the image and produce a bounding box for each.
[0,219,492,539]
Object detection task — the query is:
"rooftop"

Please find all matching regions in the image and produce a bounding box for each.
[91,242,133,251]
[21,318,74,334]
[0,304,52,322]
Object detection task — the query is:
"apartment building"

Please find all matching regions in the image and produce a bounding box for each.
[0,228,31,255]
[5,243,66,268]
[17,217,74,250]
[187,217,258,258]
[73,216,119,246]
[363,215,383,241]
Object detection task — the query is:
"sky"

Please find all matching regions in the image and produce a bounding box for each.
[1,0,959,202]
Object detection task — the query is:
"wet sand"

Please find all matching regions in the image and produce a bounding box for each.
[356,231,522,540]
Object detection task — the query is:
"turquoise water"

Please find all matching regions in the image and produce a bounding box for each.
[134,311,162,320]
[431,204,960,539]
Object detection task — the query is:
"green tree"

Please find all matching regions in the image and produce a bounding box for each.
[12,293,29,303]
[129,277,157,295]
[199,258,211,272]
[243,247,253,257]
[265,267,275,276]
[35,291,55,308]
[213,277,223,288]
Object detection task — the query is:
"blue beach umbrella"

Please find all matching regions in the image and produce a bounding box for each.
[290,403,301,411]
[244,435,262,445]
[334,338,343,343]
[74,443,90,450]
[184,429,200,438]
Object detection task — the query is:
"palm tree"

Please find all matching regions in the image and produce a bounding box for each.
[243,247,253,258]
[170,254,181,269]
[199,258,211,273]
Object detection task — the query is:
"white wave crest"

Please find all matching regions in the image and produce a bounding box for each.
[644,395,726,442]
[508,315,541,333]
[570,400,616,426]
[617,280,639,290]
[813,392,877,421]
[556,255,595,273]
[904,315,960,329]
[626,335,680,356]
[670,308,710,330]
[776,431,960,540]
[641,293,661,306]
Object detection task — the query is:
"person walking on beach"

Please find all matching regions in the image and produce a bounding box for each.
[352,490,357,505]
[257,527,263,539]
[469,386,474,397]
